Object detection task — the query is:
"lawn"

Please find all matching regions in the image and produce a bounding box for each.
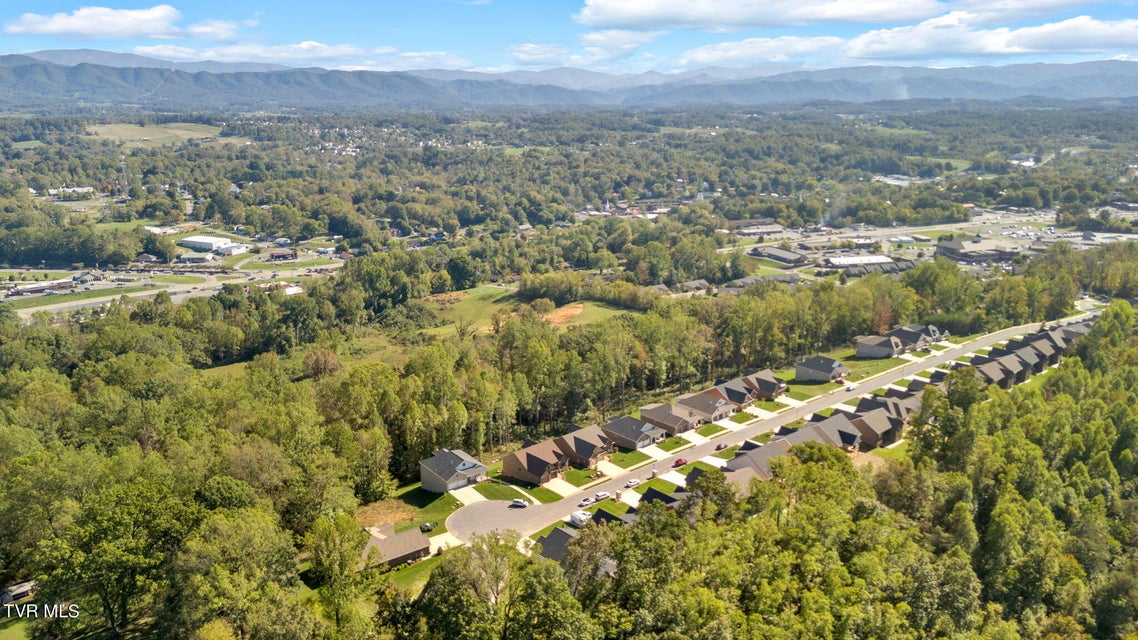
[556,301,633,327]
[201,360,249,379]
[947,333,981,344]
[813,407,835,418]
[754,433,774,444]
[1,270,73,282]
[634,478,678,495]
[786,381,843,400]
[473,482,526,502]
[12,140,42,149]
[872,440,911,462]
[610,449,651,469]
[5,285,158,309]
[151,274,206,285]
[656,436,690,452]
[86,122,249,148]
[0,615,28,640]
[676,460,718,475]
[530,521,570,543]
[714,445,740,459]
[845,357,909,381]
[752,399,784,413]
[495,476,562,503]
[698,423,728,437]
[386,555,443,597]
[386,486,462,536]
[564,467,606,488]
[587,501,630,516]
[93,216,164,231]
[245,257,335,271]
[729,412,752,424]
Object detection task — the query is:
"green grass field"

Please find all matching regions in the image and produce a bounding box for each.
[564,467,606,487]
[729,412,751,424]
[657,436,689,452]
[698,423,728,437]
[0,614,28,640]
[151,274,206,285]
[495,476,561,503]
[5,285,158,309]
[93,217,165,231]
[473,482,526,502]
[0,271,72,282]
[587,501,631,516]
[714,445,740,459]
[12,140,42,150]
[846,357,909,381]
[426,285,518,336]
[561,301,630,326]
[390,486,461,536]
[871,440,911,462]
[610,449,651,469]
[752,399,784,413]
[676,460,717,475]
[386,555,443,597]
[86,123,249,148]
[634,478,678,495]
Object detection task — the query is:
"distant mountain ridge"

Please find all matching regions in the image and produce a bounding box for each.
[2,50,1138,113]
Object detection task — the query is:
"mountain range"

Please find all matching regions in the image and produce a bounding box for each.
[3,49,1138,113]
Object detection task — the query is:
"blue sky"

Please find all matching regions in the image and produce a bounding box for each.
[3,1,1138,72]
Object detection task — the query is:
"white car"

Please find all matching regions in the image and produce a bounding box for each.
[511,498,528,508]
[594,491,611,501]
[846,383,858,391]
[624,478,641,488]
[577,497,595,507]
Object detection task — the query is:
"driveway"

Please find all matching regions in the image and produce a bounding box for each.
[450,486,486,505]
[541,478,578,497]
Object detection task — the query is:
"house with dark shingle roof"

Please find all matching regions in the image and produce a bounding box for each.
[676,391,733,423]
[640,403,701,435]
[975,360,1013,389]
[419,449,489,494]
[851,408,904,448]
[885,326,928,351]
[502,439,569,485]
[856,335,905,358]
[809,415,863,450]
[795,355,851,382]
[361,525,430,569]
[536,526,578,563]
[743,369,788,400]
[600,416,666,450]
[554,425,613,469]
[707,378,756,409]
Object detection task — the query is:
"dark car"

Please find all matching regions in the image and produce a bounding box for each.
[419,522,436,532]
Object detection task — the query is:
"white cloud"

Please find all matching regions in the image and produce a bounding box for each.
[134,42,471,70]
[5,4,183,38]
[507,43,571,65]
[845,13,1138,59]
[680,35,843,65]
[574,0,946,30]
[186,20,240,41]
[578,29,664,61]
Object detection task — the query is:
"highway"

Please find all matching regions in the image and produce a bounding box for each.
[446,307,1098,542]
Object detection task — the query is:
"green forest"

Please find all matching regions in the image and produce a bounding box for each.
[1,108,1137,639]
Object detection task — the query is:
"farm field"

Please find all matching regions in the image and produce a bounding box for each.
[86,123,249,148]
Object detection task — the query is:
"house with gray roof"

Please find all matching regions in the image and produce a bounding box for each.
[795,355,850,382]
[536,526,578,563]
[640,403,701,435]
[676,391,733,423]
[743,369,788,400]
[601,416,666,450]
[360,525,430,569]
[502,440,569,485]
[851,408,904,448]
[856,335,905,359]
[809,415,863,450]
[419,449,489,494]
[707,378,756,409]
[554,425,613,469]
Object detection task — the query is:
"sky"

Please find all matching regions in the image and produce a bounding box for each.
[3,1,1138,73]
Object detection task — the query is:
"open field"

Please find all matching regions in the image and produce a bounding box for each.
[425,285,518,335]
[93,217,165,231]
[386,555,443,597]
[356,484,460,537]
[547,301,631,327]
[245,257,335,271]
[151,274,206,285]
[86,123,248,148]
[1,271,72,281]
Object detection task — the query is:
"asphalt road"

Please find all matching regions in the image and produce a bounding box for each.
[446,308,1098,542]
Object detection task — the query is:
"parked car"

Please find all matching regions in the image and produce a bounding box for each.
[845,383,858,391]
[673,458,688,467]
[715,443,728,451]
[594,491,611,501]
[419,522,435,532]
[624,478,641,488]
[578,497,595,507]
[511,498,528,508]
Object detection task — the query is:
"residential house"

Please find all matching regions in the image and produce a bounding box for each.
[592,508,639,527]
[855,335,905,359]
[639,486,691,509]
[536,527,578,563]
[600,416,666,450]
[502,440,569,485]
[975,360,1014,389]
[360,525,430,569]
[795,355,851,382]
[995,353,1030,384]
[707,378,756,409]
[809,415,863,450]
[676,392,733,423]
[419,449,488,494]
[554,425,614,469]
[1,580,36,604]
[640,403,701,435]
[851,409,904,448]
[884,325,929,352]
[742,369,788,400]
[679,279,712,294]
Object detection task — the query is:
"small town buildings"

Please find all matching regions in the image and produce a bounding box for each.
[676,391,733,423]
[217,243,248,257]
[679,279,712,294]
[419,449,488,494]
[177,251,215,264]
[600,416,666,450]
[855,335,905,359]
[360,525,430,569]
[1,580,36,604]
[752,246,809,266]
[268,249,299,261]
[180,235,235,253]
[935,236,1023,263]
[554,425,613,468]
[502,440,569,485]
[795,355,850,382]
[134,253,160,264]
[640,403,701,434]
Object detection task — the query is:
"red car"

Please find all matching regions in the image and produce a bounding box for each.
[673,458,688,467]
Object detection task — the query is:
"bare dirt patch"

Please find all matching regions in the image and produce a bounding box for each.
[356,499,417,528]
[545,302,584,326]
